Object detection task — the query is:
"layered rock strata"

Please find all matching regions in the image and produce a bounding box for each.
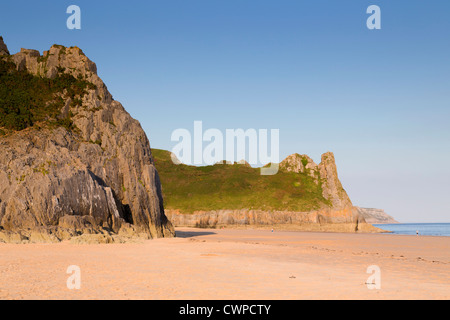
[0,37,174,243]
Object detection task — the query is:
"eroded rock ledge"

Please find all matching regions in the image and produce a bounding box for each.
[166,208,384,233]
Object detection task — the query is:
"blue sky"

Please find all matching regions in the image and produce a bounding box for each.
[1,1,449,222]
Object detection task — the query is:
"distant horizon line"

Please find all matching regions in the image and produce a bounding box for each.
[374,222,450,225]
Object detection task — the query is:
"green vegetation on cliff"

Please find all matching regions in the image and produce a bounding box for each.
[152,149,331,213]
[0,59,95,132]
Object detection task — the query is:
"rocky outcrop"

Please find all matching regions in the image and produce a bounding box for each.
[0,36,9,56]
[0,37,174,243]
[155,148,368,231]
[280,154,319,180]
[12,45,98,82]
[355,207,399,224]
[280,152,353,210]
[318,152,353,209]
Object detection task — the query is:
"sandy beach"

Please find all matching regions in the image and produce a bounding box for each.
[0,227,448,300]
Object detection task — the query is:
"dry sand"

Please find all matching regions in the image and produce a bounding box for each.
[0,227,448,300]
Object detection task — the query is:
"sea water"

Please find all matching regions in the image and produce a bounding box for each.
[373,223,450,237]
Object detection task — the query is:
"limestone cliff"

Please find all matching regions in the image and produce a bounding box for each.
[279,152,353,210]
[154,149,375,232]
[167,207,366,227]
[355,207,399,224]
[0,37,174,243]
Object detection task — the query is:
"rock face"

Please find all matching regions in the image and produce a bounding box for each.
[166,207,381,233]
[0,37,174,242]
[280,152,353,210]
[167,207,362,226]
[355,207,399,224]
[0,36,9,56]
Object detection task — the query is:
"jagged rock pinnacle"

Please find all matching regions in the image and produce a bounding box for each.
[0,36,10,55]
[280,151,353,210]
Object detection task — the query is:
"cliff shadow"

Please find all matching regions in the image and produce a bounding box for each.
[175,230,217,238]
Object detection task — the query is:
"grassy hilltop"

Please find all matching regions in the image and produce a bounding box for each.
[152,149,331,214]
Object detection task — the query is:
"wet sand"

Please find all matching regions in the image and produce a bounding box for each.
[0,227,449,300]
